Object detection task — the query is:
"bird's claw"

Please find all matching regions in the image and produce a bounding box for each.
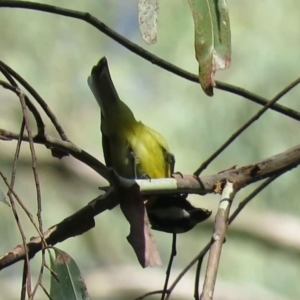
[172,171,184,178]
[140,174,151,182]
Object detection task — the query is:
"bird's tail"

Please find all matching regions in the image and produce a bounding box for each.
[88,57,120,118]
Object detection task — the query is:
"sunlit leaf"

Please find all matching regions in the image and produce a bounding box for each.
[138,0,159,44]
[50,248,89,300]
[187,0,231,96]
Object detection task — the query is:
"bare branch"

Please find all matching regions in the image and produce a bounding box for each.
[0,79,44,137]
[0,1,300,122]
[194,76,300,176]
[0,128,112,182]
[1,127,300,195]
[201,181,235,300]
[0,61,68,141]
[0,189,116,271]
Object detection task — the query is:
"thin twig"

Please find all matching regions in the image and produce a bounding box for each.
[229,174,280,224]
[2,73,46,296]
[18,92,43,224]
[0,172,43,238]
[194,256,204,300]
[166,244,212,300]
[134,290,165,300]
[31,249,46,298]
[39,282,52,300]
[194,76,300,176]
[5,93,32,296]
[21,261,28,300]
[0,61,67,141]
[0,127,112,182]
[215,81,300,120]
[0,75,44,137]
[17,90,45,297]
[161,234,177,300]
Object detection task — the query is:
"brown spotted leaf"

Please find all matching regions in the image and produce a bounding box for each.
[138,0,159,44]
[187,0,231,95]
[49,248,89,299]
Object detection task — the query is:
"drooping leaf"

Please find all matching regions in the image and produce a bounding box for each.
[187,0,231,96]
[49,248,89,300]
[138,0,159,44]
[119,183,162,268]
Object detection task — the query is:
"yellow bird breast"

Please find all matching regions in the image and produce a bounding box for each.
[109,122,171,180]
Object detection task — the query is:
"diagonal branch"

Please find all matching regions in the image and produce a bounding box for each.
[0,79,44,137]
[194,76,300,176]
[0,0,300,122]
[0,61,68,141]
[0,189,118,271]
[0,128,112,183]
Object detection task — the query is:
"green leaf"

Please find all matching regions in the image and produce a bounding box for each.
[50,248,89,300]
[187,0,231,96]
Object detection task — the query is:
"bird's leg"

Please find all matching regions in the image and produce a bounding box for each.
[128,150,139,179]
[128,150,151,180]
[166,152,187,181]
[161,233,177,300]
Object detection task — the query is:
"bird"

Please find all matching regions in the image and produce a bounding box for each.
[87,57,211,234]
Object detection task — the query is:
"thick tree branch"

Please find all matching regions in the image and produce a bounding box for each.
[0,139,299,271]
[0,189,118,270]
[1,128,300,195]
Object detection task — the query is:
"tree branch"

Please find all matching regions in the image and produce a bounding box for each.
[1,127,300,195]
[165,175,280,299]
[0,138,298,271]
[194,76,300,176]
[0,1,300,122]
[200,181,235,300]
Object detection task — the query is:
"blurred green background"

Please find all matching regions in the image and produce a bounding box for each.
[0,0,300,299]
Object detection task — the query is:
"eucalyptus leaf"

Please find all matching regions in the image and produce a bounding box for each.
[187,0,231,95]
[50,248,89,300]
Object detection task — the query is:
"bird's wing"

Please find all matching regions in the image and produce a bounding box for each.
[101,115,113,168]
[128,124,173,178]
[145,126,174,177]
